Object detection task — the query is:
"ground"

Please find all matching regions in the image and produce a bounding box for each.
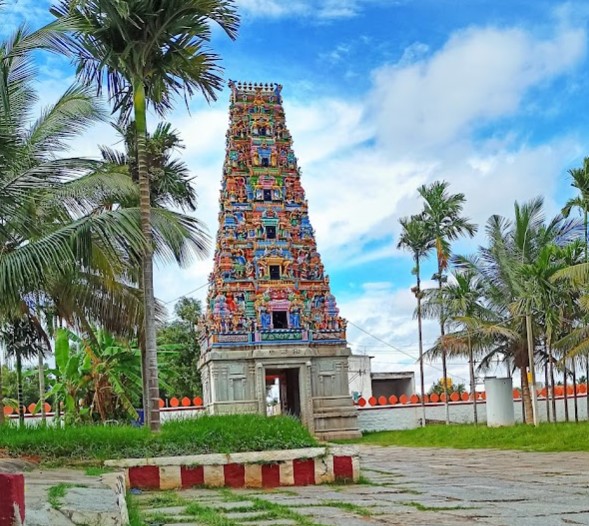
[6,445,589,525]
[131,445,589,526]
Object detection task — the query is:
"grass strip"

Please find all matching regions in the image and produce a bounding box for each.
[47,483,74,510]
[320,500,374,516]
[347,421,589,452]
[403,501,475,511]
[0,414,317,463]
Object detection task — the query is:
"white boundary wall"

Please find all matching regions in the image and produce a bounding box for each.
[358,395,589,431]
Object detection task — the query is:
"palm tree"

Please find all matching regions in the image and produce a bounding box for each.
[0,315,48,427]
[561,157,589,418]
[397,214,434,426]
[418,181,477,424]
[99,120,204,413]
[100,121,198,212]
[467,199,580,423]
[423,268,489,424]
[53,0,239,431]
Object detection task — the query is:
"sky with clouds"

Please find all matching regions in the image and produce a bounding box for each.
[5,0,589,391]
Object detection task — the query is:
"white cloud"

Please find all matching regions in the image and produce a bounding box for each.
[370,25,586,154]
[236,0,390,20]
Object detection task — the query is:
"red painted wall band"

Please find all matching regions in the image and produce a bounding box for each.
[128,466,160,490]
[0,474,25,526]
[224,463,246,488]
[181,465,204,488]
[261,463,281,488]
[293,458,315,486]
[333,456,354,481]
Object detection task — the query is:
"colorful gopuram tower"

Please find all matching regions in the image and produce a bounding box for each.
[199,81,360,440]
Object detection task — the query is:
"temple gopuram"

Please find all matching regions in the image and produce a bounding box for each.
[198,81,360,440]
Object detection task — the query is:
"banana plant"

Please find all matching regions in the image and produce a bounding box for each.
[46,328,91,425]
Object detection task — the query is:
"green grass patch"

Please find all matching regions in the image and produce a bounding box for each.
[219,490,322,526]
[402,501,474,511]
[84,466,113,476]
[185,502,241,525]
[143,491,190,508]
[47,483,73,509]
[0,414,317,463]
[320,500,374,516]
[126,492,147,526]
[348,421,589,452]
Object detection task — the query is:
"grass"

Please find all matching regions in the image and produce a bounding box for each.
[47,483,73,509]
[84,466,113,476]
[127,492,147,526]
[0,414,317,463]
[320,500,374,516]
[348,421,589,452]
[402,501,474,512]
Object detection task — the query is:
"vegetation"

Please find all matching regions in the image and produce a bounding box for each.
[52,0,240,431]
[352,422,589,452]
[0,415,317,462]
[400,169,589,426]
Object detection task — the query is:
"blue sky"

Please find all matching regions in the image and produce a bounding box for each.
[6,0,589,389]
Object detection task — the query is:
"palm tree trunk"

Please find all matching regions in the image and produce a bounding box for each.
[416,257,426,427]
[438,261,450,425]
[0,353,4,426]
[572,361,579,422]
[16,354,24,428]
[133,80,161,432]
[563,362,569,422]
[38,353,46,424]
[549,343,557,422]
[521,366,532,424]
[525,314,538,426]
[543,355,550,423]
[468,333,477,425]
[586,356,589,422]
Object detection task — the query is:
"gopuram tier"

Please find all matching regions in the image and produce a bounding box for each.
[199,81,360,440]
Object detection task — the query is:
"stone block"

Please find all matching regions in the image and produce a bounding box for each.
[244,463,263,488]
[203,465,225,487]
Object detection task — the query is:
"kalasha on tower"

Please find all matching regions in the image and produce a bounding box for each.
[199,81,360,440]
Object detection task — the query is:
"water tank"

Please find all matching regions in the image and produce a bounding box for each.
[484,377,515,427]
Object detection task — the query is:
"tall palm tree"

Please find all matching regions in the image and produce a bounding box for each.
[423,268,489,424]
[53,0,239,431]
[397,214,434,426]
[99,120,204,413]
[418,181,477,424]
[561,156,589,417]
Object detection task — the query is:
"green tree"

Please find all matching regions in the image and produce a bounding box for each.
[561,157,589,418]
[423,268,489,425]
[0,316,48,426]
[418,181,477,424]
[397,215,434,426]
[53,0,239,431]
[157,298,203,398]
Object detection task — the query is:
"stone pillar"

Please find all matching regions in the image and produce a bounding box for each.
[0,474,25,526]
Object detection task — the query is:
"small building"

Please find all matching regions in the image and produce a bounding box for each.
[371,372,415,399]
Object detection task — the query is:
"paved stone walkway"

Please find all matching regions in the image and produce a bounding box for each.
[133,445,589,526]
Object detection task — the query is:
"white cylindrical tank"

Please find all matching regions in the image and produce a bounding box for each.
[484,376,515,427]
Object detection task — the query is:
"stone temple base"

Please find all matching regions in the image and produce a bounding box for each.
[198,344,361,440]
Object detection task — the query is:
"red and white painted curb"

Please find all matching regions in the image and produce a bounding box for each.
[105,446,359,490]
[0,474,25,526]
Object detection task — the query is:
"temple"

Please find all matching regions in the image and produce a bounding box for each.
[198,81,360,440]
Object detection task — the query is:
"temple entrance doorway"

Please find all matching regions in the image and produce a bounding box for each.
[265,368,301,418]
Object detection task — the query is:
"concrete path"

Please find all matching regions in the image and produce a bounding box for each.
[131,445,589,526]
[22,468,126,526]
